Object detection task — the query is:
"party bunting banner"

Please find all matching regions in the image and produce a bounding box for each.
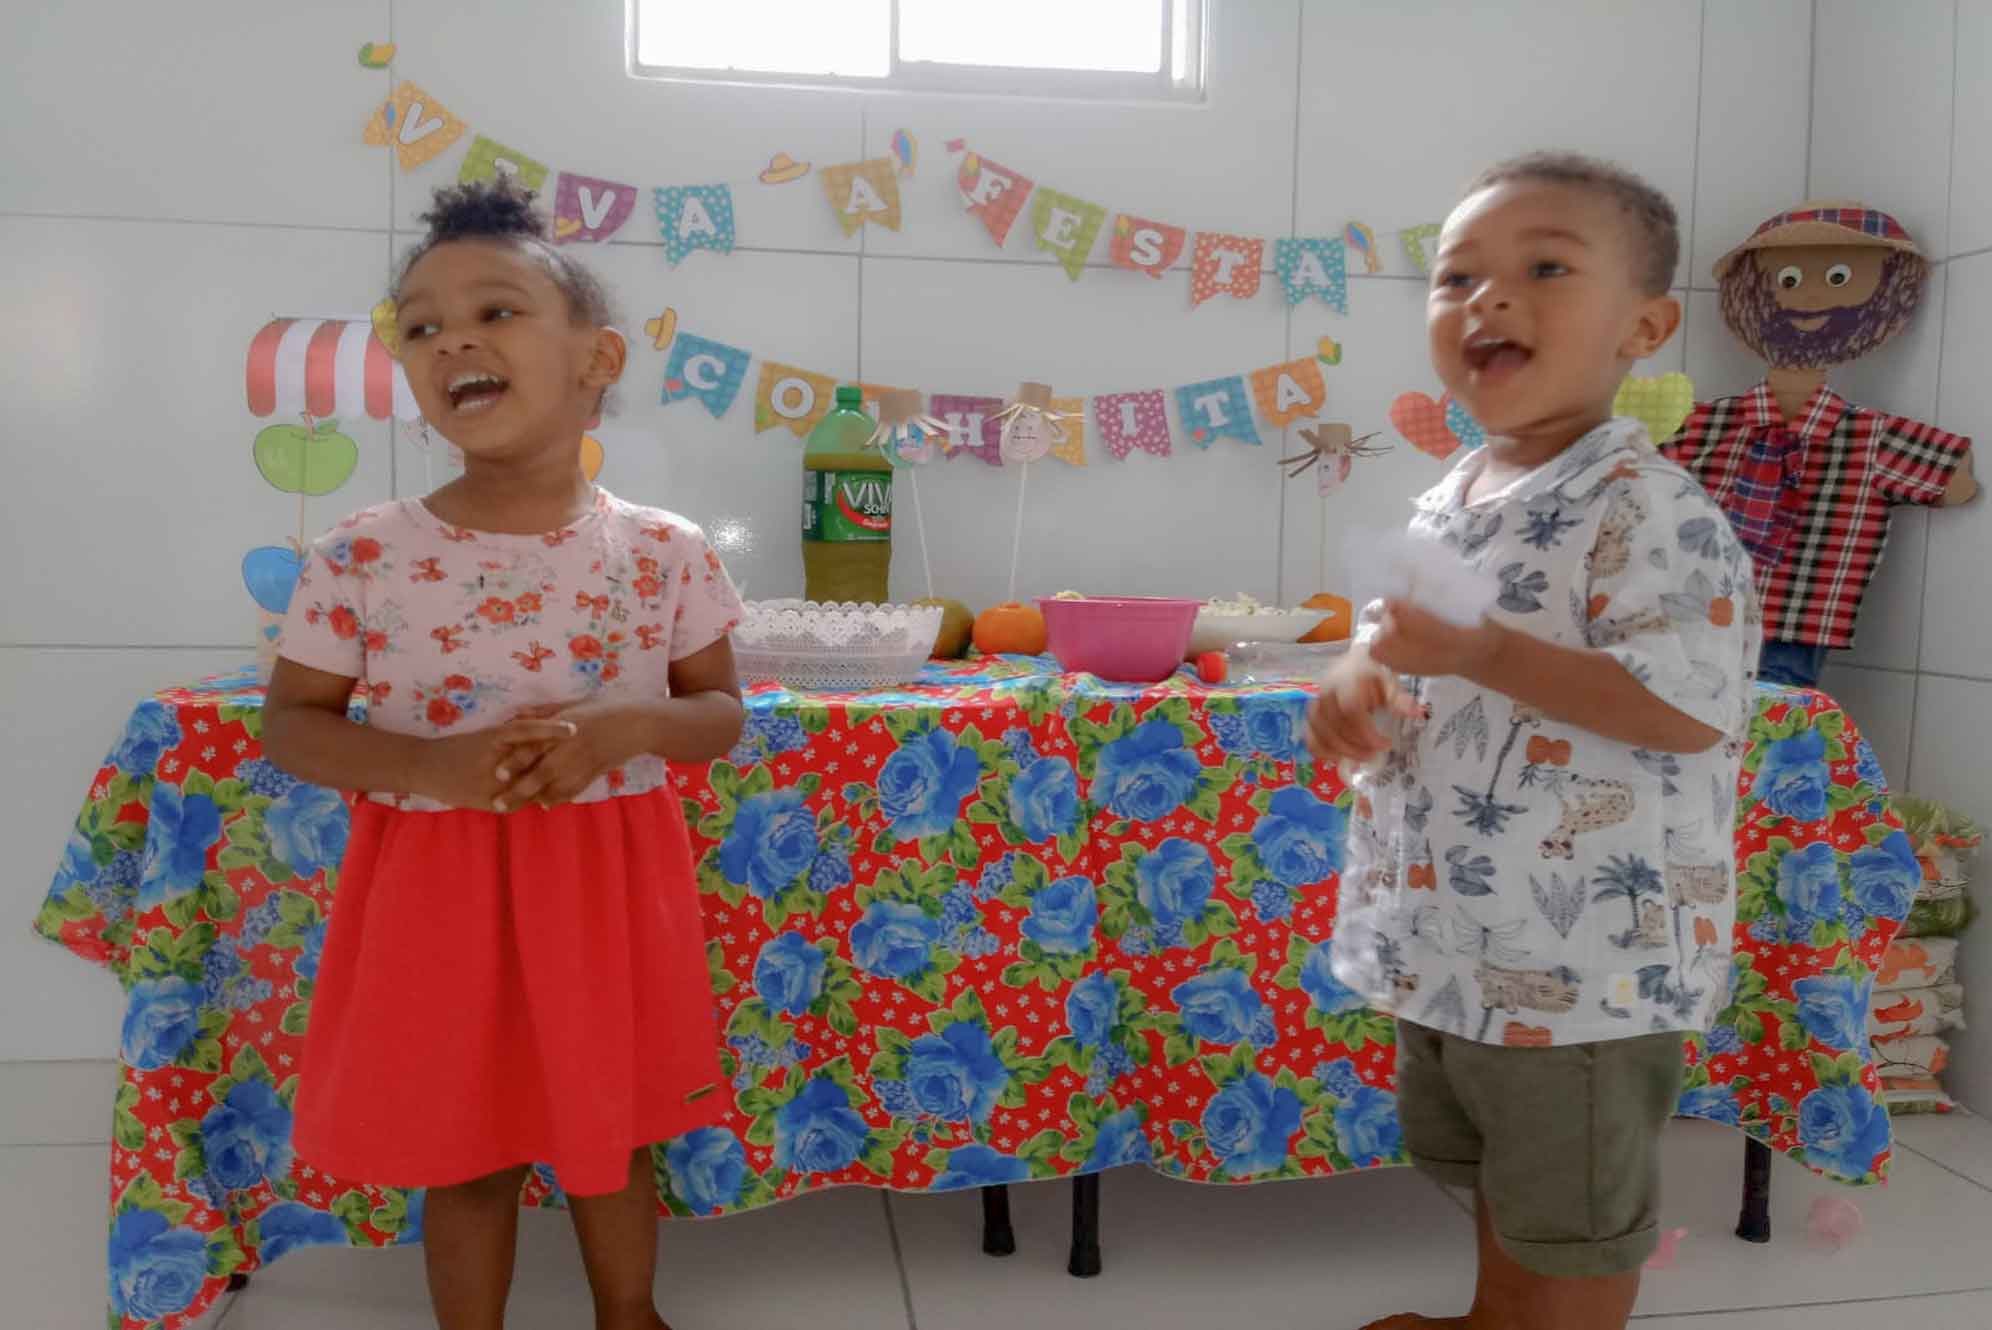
[1249,357,1327,429]
[1049,395,1086,466]
[1094,390,1172,460]
[1032,188,1108,281]
[1109,214,1187,279]
[1274,237,1347,313]
[1191,233,1264,306]
[754,361,838,436]
[362,81,467,171]
[928,393,1006,466]
[1401,223,1444,276]
[956,150,1034,247]
[655,185,736,265]
[1176,376,1261,448]
[553,172,638,244]
[662,332,752,418]
[822,158,902,235]
[459,135,549,192]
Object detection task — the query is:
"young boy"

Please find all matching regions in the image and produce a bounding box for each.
[1308,153,1760,1330]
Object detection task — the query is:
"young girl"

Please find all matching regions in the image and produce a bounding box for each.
[264,179,744,1330]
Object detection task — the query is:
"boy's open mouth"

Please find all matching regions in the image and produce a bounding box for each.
[1464,335,1532,374]
[446,371,510,413]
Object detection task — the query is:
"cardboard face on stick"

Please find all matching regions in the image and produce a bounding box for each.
[1714,203,1929,372]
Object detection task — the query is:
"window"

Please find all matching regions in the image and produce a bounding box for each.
[629,0,1205,103]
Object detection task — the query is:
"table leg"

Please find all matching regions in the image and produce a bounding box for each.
[1735,1136,1772,1243]
[980,1185,1016,1257]
[1068,1173,1102,1278]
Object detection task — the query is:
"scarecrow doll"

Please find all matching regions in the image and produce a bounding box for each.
[1663,202,1977,688]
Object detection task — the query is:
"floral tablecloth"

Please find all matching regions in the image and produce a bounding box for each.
[35,663,1911,1330]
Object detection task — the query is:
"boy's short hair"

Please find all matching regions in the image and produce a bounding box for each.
[1465,152,1680,297]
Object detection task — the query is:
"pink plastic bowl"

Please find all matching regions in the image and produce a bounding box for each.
[1036,597,1201,683]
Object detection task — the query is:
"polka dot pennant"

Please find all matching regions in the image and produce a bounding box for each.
[1094,390,1171,460]
[654,185,736,265]
[1274,236,1347,313]
[1174,375,1261,448]
[1190,233,1264,307]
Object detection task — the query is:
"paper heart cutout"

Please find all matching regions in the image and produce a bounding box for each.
[1442,394,1486,450]
[553,216,582,238]
[1614,372,1696,443]
[357,41,395,68]
[666,379,685,393]
[242,546,304,615]
[1316,335,1342,365]
[1389,391,1459,460]
[369,297,399,357]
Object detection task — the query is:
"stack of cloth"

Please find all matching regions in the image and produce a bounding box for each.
[1869,795,1983,1113]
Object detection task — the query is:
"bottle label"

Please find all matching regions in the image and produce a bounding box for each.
[802,469,892,542]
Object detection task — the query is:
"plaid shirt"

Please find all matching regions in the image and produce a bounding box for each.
[1662,382,1970,648]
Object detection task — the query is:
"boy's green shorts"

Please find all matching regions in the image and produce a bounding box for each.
[1395,1019,1686,1279]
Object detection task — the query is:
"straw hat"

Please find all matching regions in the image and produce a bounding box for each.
[758,152,811,185]
[1712,201,1923,281]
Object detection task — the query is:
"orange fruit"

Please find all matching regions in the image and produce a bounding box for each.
[973,602,1048,656]
[1299,592,1351,642]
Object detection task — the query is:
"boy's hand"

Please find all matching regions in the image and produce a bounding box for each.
[1368,600,1506,680]
[412,719,580,812]
[492,701,644,811]
[1306,651,1420,766]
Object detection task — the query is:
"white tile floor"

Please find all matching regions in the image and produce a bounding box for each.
[8,1062,1992,1329]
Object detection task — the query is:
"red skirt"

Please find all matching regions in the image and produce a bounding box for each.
[293,788,725,1197]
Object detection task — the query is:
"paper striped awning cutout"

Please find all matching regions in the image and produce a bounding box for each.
[245,318,419,421]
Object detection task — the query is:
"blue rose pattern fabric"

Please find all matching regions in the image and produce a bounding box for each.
[34,670,1907,1329]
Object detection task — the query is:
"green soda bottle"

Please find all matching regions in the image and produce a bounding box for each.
[801,385,893,604]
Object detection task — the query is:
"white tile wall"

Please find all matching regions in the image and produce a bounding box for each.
[1811,0,1960,259]
[1690,0,1815,287]
[0,218,397,648]
[0,4,390,230]
[1295,0,1702,287]
[1954,0,1992,258]
[1921,253,1992,677]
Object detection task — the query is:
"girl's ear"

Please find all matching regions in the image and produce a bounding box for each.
[585,326,628,392]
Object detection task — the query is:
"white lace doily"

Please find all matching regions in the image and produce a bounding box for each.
[733,600,943,690]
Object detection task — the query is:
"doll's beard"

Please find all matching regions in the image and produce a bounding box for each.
[1749,305,1900,370]
[1720,252,1924,371]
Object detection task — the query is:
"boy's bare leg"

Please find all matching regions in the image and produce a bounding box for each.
[1361,1191,1640,1330]
[570,1147,671,1330]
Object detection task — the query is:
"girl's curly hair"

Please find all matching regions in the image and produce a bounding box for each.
[394,177,617,327]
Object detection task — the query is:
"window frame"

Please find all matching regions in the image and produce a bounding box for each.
[625,0,1207,105]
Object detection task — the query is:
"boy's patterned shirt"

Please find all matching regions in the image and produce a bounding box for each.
[1333,418,1763,1046]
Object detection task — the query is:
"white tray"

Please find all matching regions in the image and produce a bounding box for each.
[733,600,942,690]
